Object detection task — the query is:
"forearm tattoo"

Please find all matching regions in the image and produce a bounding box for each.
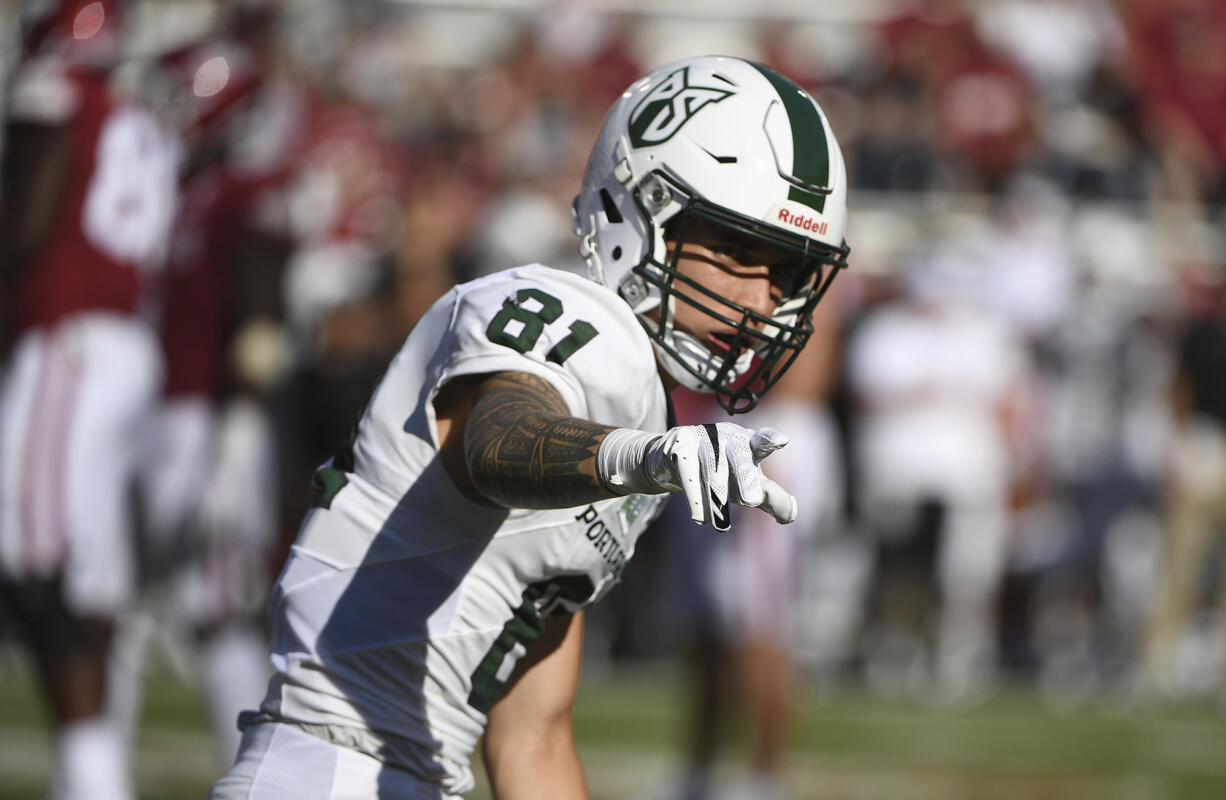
[465,372,617,509]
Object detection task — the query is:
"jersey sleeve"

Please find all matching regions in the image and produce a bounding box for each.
[436,266,665,431]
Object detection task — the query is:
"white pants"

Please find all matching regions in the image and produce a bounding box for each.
[862,492,1009,680]
[708,399,843,641]
[138,397,215,545]
[110,398,274,765]
[0,313,162,614]
[210,722,461,800]
[136,396,278,627]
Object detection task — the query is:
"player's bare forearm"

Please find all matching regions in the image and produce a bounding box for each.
[484,612,589,800]
[464,371,618,509]
[485,728,589,800]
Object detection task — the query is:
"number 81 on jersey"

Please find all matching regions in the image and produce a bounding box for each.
[485,288,599,365]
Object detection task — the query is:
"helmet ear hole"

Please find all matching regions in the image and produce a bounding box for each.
[612,246,622,260]
[599,189,623,223]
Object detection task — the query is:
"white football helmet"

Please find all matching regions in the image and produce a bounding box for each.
[574,55,849,413]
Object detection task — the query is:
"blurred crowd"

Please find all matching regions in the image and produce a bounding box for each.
[4,0,1226,796]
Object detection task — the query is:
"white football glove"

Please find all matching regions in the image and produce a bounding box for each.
[597,423,798,531]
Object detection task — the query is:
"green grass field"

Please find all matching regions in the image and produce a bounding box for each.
[3,655,1226,800]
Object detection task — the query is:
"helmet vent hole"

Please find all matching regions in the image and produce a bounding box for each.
[712,72,737,86]
[612,246,622,261]
[599,189,623,223]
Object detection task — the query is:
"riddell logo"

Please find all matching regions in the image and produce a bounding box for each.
[778,209,828,235]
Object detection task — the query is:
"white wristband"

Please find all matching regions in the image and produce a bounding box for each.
[596,428,667,495]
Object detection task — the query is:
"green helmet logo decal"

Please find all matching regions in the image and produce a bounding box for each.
[629,67,733,147]
[751,63,831,213]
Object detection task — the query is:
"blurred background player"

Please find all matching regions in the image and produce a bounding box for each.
[1144,270,1226,697]
[0,2,179,798]
[272,49,411,534]
[846,245,1032,701]
[105,26,285,771]
[670,293,852,800]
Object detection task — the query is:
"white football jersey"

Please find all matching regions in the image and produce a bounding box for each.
[256,265,670,794]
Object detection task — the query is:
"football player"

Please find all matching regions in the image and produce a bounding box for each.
[106,33,281,771]
[209,55,849,800]
[847,253,1029,701]
[674,297,849,800]
[0,2,179,798]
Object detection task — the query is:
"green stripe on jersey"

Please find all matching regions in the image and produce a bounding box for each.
[751,62,829,213]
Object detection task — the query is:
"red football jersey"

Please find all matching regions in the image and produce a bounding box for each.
[160,169,235,399]
[160,157,295,400]
[6,61,179,336]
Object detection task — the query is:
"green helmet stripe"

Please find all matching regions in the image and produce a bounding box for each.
[751,62,829,213]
